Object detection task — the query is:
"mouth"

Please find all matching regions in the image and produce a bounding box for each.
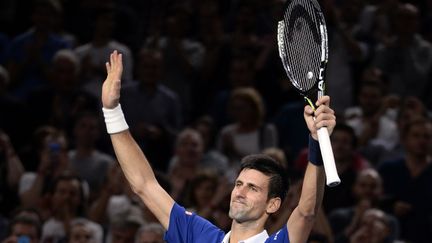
[232,200,246,205]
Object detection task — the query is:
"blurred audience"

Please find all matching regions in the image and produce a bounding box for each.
[1,1,432,243]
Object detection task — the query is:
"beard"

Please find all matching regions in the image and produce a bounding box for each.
[228,201,251,223]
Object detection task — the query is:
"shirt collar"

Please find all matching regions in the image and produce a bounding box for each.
[222,230,269,243]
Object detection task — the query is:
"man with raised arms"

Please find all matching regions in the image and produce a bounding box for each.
[101,51,336,243]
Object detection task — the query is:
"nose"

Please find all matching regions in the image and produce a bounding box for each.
[234,185,247,199]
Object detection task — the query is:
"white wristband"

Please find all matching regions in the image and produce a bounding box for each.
[102,104,129,134]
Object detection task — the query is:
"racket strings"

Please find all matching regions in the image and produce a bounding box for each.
[278,0,324,93]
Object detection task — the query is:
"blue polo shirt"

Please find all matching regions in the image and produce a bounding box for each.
[164,203,290,243]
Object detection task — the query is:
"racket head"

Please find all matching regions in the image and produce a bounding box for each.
[277,0,328,99]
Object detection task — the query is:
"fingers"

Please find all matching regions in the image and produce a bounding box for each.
[315,95,330,107]
[105,62,110,73]
[108,50,122,70]
[315,110,336,129]
[110,50,116,67]
[305,96,336,130]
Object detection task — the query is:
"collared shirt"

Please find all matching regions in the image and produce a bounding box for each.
[222,230,269,243]
[164,203,290,243]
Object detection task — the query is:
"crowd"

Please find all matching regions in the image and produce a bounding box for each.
[0,0,432,242]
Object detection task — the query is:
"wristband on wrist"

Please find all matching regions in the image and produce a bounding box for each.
[102,104,129,134]
[308,134,323,166]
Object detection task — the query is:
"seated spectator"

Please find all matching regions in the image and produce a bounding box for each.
[378,117,432,243]
[68,111,115,201]
[121,48,182,172]
[106,206,144,243]
[67,218,103,243]
[344,75,399,164]
[75,4,133,96]
[373,3,432,104]
[19,126,71,208]
[183,171,231,226]
[349,208,396,243]
[1,214,41,243]
[192,115,229,176]
[4,0,71,99]
[329,168,400,243]
[134,223,165,243]
[295,123,369,213]
[40,173,88,242]
[216,87,278,178]
[25,49,99,134]
[168,128,227,200]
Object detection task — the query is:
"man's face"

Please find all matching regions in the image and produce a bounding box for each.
[229,169,272,223]
[353,172,382,201]
[403,122,432,157]
[358,86,382,116]
[12,223,39,243]
[52,179,81,214]
[69,224,93,243]
[175,134,204,166]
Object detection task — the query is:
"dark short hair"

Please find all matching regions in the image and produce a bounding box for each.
[8,215,41,239]
[239,154,289,202]
[331,123,358,148]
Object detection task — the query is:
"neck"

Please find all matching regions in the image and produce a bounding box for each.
[229,219,266,243]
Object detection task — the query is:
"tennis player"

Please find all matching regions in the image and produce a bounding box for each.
[101,51,336,243]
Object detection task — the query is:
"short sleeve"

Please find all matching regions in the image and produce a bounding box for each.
[164,203,225,243]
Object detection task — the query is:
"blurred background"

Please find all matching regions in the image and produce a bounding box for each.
[1,0,432,242]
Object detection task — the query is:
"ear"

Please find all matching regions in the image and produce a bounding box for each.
[266,197,282,214]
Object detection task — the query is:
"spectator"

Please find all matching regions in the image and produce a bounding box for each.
[68,111,115,200]
[1,214,41,243]
[67,218,103,243]
[373,3,432,103]
[378,117,432,243]
[74,4,133,98]
[216,87,278,177]
[192,115,229,176]
[106,207,144,243]
[134,223,165,243]
[4,0,71,98]
[143,4,205,123]
[19,126,70,208]
[329,169,400,243]
[295,123,370,213]
[40,173,88,242]
[25,49,99,134]
[167,128,221,200]
[121,48,182,172]
[183,170,231,225]
[344,75,399,164]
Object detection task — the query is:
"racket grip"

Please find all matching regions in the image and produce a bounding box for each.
[317,127,341,187]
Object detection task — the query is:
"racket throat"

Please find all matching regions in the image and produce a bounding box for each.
[304,96,316,111]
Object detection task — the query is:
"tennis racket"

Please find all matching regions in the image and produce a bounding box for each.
[277,0,340,186]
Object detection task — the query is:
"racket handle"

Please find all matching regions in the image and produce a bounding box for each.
[317,127,341,187]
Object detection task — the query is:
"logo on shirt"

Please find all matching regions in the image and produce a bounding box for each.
[185,211,193,216]
[273,230,281,240]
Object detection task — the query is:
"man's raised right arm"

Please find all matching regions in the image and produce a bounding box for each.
[101,51,174,229]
